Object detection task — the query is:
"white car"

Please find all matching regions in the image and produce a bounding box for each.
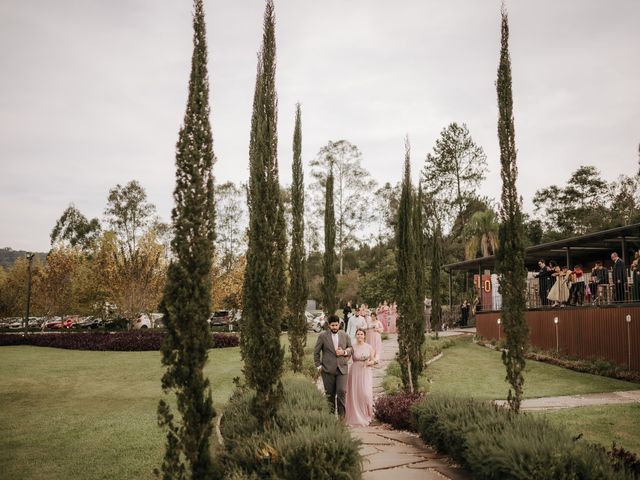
[132,314,152,330]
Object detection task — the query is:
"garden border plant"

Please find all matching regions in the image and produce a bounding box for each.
[218,375,362,479]
[410,393,639,480]
[0,331,239,351]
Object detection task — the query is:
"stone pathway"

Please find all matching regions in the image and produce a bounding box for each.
[495,389,640,411]
[352,334,471,480]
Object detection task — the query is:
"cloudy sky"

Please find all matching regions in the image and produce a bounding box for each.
[1,0,638,252]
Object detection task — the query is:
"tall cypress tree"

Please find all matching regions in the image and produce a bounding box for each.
[287,104,308,372]
[495,5,528,413]
[413,180,426,374]
[396,141,419,391]
[241,0,286,426]
[157,1,217,478]
[430,222,443,340]
[322,165,338,316]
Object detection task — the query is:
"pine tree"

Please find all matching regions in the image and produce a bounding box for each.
[495,5,528,413]
[322,165,338,316]
[156,0,217,478]
[241,0,286,427]
[396,140,419,391]
[287,104,308,372]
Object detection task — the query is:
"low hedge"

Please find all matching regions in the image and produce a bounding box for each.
[411,394,638,480]
[219,375,362,479]
[0,331,239,351]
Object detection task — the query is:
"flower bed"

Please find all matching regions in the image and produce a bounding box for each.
[0,331,239,351]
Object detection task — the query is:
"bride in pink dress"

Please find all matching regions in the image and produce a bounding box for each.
[345,328,376,427]
[366,312,384,363]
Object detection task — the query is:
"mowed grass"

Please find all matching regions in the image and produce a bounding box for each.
[0,332,319,480]
[533,404,640,455]
[426,336,639,400]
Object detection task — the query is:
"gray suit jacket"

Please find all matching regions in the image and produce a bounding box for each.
[314,330,353,375]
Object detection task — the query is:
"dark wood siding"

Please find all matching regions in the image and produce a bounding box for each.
[476,306,640,371]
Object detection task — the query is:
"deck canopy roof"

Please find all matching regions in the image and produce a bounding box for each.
[443,223,640,272]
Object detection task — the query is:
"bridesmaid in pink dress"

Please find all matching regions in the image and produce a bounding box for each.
[345,328,376,427]
[388,302,397,333]
[366,312,384,363]
[378,302,388,333]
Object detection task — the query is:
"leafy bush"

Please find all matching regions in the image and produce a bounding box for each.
[411,394,638,480]
[374,392,423,431]
[0,331,239,351]
[220,375,362,479]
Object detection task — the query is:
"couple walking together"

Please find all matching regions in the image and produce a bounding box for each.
[314,315,377,427]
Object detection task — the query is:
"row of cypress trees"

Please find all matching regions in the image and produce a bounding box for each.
[156,1,529,477]
[394,5,527,405]
[157,0,312,477]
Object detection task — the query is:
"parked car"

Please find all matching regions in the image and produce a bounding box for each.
[76,317,103,329]
[209,310,231,327]
[43,317,73,329]
[310,313,344,332]
[132,314,152,330]
[151,313,164,328]
[104,317,129,331]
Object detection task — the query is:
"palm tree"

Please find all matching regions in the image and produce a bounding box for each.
[464,209,499,260]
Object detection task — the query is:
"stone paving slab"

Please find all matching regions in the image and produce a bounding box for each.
[495,389,640,410]
[363,467,448,480]
[348,334,470,480]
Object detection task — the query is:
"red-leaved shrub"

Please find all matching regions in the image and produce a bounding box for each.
[0,331,239,351]
[374,392,424,431]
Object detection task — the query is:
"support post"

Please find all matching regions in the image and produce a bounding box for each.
[565,247,571,269]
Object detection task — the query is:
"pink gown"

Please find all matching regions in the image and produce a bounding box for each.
[366,319,383,362]
[388,306,397,333]
[345,343,374,427]
[379,307,388,333]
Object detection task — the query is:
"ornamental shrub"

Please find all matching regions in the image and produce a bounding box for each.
[220,375,362,479]
[0,331,239,351]
[411,394,638,479]
[373,392,423,431]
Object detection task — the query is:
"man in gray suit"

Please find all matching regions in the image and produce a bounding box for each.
[314,314,353,416]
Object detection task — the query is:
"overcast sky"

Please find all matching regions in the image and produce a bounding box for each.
[1,0,638,252]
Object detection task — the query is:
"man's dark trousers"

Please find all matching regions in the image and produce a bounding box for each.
[321,370,347,416]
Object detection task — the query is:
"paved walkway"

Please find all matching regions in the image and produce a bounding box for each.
[495,389,640,410]
[352,334,470,480]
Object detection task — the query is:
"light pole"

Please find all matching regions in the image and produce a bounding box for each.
[554,317,559,353]
[24,252,35,332]
[497,318,501,341]
[626,314,632,369]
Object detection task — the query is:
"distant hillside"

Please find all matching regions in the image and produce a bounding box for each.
[0,248,48,270]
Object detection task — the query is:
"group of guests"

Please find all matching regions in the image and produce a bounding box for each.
[343,301,398,334]
[534,252,628,307]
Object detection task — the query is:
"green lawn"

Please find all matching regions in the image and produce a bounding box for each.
[534,404,640,455]
[0,332,319,480]
[425,336,639,400]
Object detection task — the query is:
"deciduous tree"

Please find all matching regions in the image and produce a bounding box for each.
[310,140,376,274]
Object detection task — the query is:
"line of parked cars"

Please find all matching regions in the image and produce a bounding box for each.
[1,309,329,332]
